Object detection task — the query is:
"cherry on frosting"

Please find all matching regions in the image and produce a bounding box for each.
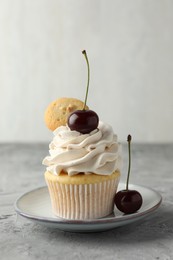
[68,50,99,134]
[68,109,99,134]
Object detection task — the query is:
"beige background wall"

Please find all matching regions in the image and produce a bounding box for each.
[0,0,173,142]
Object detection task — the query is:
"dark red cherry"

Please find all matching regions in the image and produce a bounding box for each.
[68,109,99,134]
[114,190,143,214]
[114,135,143,214]
[68,50,99,134]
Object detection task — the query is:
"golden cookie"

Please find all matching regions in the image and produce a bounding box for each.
[44,97,89,131]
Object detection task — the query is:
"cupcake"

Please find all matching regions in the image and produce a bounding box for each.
[42,50,122,220]
[43,120,121,220]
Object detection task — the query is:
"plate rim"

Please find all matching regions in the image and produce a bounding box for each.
[14,183,162,225]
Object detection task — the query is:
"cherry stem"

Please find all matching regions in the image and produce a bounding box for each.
[82,50,90,110]
[126,134,132,190]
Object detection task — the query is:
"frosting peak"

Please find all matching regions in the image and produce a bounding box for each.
[43,121,122,176]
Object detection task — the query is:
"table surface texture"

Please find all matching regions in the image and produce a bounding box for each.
[0,143,173,260]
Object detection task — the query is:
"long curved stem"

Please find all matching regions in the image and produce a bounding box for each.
[82,50,90,110]
[126,135,132,190]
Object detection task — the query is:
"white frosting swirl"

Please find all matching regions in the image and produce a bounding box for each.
[43,121,122,176]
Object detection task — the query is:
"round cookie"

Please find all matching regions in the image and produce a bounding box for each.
[44,97,89,131]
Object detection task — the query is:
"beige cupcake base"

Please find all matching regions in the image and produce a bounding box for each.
[45,171,120,220]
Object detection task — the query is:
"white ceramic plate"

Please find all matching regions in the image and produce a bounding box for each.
[14,183,162,232]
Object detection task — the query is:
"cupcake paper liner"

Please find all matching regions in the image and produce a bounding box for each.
[45,176,120,220]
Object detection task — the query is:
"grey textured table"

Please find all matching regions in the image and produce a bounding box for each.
[0,143,173,260]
